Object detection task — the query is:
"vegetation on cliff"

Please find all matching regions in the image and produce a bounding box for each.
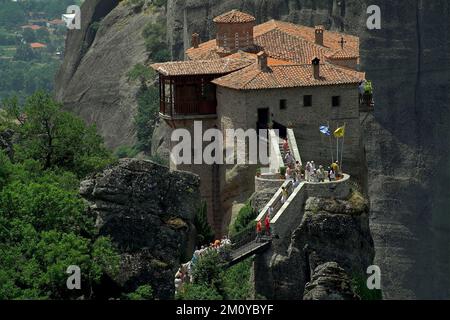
[0,91,120,299]
[177,250,253,300]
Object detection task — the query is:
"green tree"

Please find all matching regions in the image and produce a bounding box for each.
[14,43,35,61]
[194,202,215,246]
[230,202,257,236]
[22,28,36,43]
[2,91,113,177]
[0,1,26,28]
[142,20,170,62]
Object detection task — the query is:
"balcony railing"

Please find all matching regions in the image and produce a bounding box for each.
[160,100,217,118]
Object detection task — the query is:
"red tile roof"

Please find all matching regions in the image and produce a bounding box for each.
[21,25,42,31]
[227,51,292,66]
[30,42,47,49]
[186,19,359,64]
[328,48,359,60]
[213,10,256,23]
[150,58,253,76]
[212,62,365,90]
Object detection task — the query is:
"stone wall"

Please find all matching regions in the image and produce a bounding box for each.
[217,84,362,178]
[255,175,284,192]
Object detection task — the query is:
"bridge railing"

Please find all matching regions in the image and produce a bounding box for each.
[230,226,257,250]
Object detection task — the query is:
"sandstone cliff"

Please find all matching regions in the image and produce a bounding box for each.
[55,0,160,149]
[80,159,200,299]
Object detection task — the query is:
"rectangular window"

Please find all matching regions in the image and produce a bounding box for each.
[303,95,312,107]
[280,99,287,110]
[332,96,341,107]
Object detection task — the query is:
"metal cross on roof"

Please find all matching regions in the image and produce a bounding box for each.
[338,37,347,49]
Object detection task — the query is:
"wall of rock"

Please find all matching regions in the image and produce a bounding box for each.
[79,159,201,299]
[253,193,374,299]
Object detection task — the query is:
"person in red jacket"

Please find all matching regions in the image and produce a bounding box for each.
[264,214,271,236]
[256,220,262,243]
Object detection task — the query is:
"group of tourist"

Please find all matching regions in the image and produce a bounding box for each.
[282,140,343,185]
[174,236,232,294]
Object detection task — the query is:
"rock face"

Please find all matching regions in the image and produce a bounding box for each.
[253,194,374,300]
[55,0,159,149]
[303,262,359,300]
[359,0,450,299]
[80,159,201,299]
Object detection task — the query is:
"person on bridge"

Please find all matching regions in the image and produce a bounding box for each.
[256,220,263,243]
[264,214,271,236]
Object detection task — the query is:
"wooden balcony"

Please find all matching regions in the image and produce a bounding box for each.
[158,74,218,120]
[159,100,217,120]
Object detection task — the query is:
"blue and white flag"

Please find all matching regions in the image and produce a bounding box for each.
[320,126,331,136]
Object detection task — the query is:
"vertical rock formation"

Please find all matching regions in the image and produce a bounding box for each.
[55,0,159,149]
[80,159,201,299]
[359,0,450,299]
[253,194,374,299]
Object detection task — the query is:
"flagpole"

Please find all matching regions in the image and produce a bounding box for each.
[336,124,339,163]
[328,121,334,164]
[340,123,346,172]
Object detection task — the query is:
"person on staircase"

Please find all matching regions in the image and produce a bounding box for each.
[264,214,271,237]
[283,138,289,153]
[256,220,263,243]
[285,151,294,167]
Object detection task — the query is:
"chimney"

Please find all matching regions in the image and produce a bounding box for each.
[192,33,200,48]
[257,51,269,71]
[315,26,324,46]
[312,58,320,79]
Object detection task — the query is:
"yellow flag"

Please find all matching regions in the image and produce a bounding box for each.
[334,126,345,138]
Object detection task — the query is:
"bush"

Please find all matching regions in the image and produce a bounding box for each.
[125,285,153,300]
[221,258,252,300]
[115,145,139,159]
[177,283,222,300]
[192,250,224,286]
[230,202,257,237]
